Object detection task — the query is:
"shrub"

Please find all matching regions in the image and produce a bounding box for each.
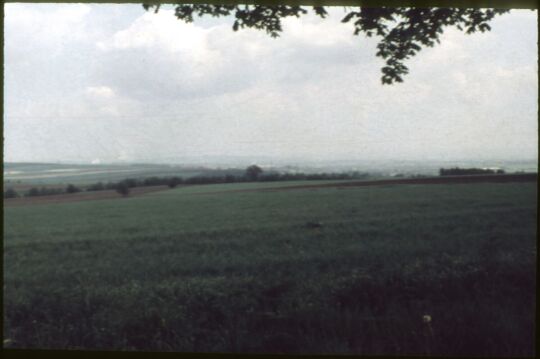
[25,188,40,197]
[245,165,263,181]
[123,178,139,188]
[439,167,505,176]
[4,188,19,199]
[40,187,64,196]
[168,177,183,188]
[116,182,130,197]
[87,182,105,191]
[66,184,81,194]
[143,177,162,186]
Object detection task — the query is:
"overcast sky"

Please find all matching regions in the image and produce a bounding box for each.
[3,4,538,164]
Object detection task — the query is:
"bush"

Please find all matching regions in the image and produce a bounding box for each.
[4,188,19,199]
[116,182,130,197]
[439,167,507,176]
[87,182,105,191]
[66,184,81,194]
[167,177,183,188]
[123,178,139,188]
[245,165,263,181]
[143,177,163,186]
[40,187,64,196]
[25,188,40,197]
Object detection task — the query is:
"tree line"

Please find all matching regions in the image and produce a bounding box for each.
[439,167,506,176]
[4,165,370,199]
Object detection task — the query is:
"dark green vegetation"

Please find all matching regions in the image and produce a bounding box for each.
[3,188,19,199]
[440,167,505,176]
[3,181,537,355]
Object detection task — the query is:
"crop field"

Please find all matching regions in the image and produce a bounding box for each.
[3,179,537,355]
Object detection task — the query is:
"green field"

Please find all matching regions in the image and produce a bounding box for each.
[3,181,537,355]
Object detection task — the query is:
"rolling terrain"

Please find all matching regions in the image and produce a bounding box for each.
[3,177,537,355]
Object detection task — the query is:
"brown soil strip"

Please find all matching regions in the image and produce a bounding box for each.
[3,185,169,207]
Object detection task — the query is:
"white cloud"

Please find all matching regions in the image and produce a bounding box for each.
[5,3,92,54]
[424,30,471,64]
[86,86,115,98]
[97,10,209,53]
[281,10,356,47]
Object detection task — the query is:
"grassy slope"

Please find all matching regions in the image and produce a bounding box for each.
[3,181,537,355]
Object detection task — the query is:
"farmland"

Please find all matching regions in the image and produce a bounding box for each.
[3,178,537,355]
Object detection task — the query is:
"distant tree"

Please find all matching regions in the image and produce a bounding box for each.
[224,174,237,183]
[260,173,281,182]
[144,4,511,84]
[116,181,130,197]
[168,176,183,188]
[87,182,105,191]
[143,177,162,186]
[245,165,264,181]
[26,187,40,197]
[66,184,81,194]
[4,188,19,199]
[439,167,501,176]
[123,178,139,188]
[38,187,64,196]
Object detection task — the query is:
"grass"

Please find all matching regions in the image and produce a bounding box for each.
[3,181,537,355]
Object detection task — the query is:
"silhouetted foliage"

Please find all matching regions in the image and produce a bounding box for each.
[143,4,509,84]
[224,174,237,183]
[439,167,506,176]
[24,187,64,197]
[104,182,117,190]
[87,182,105,191]
[4,188,19,199]
[245,165,264,181]
[123,178,139,188]
[143,177,163,186]
[116,181,131,197]
[25,188,40,197]
[66,184,81,194]
[168,176,183,188]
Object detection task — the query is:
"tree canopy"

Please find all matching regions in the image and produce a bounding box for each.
[245,165,264,180]
[142,4,509,84]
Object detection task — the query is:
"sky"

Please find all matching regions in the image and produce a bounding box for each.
[3,4,538,165]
